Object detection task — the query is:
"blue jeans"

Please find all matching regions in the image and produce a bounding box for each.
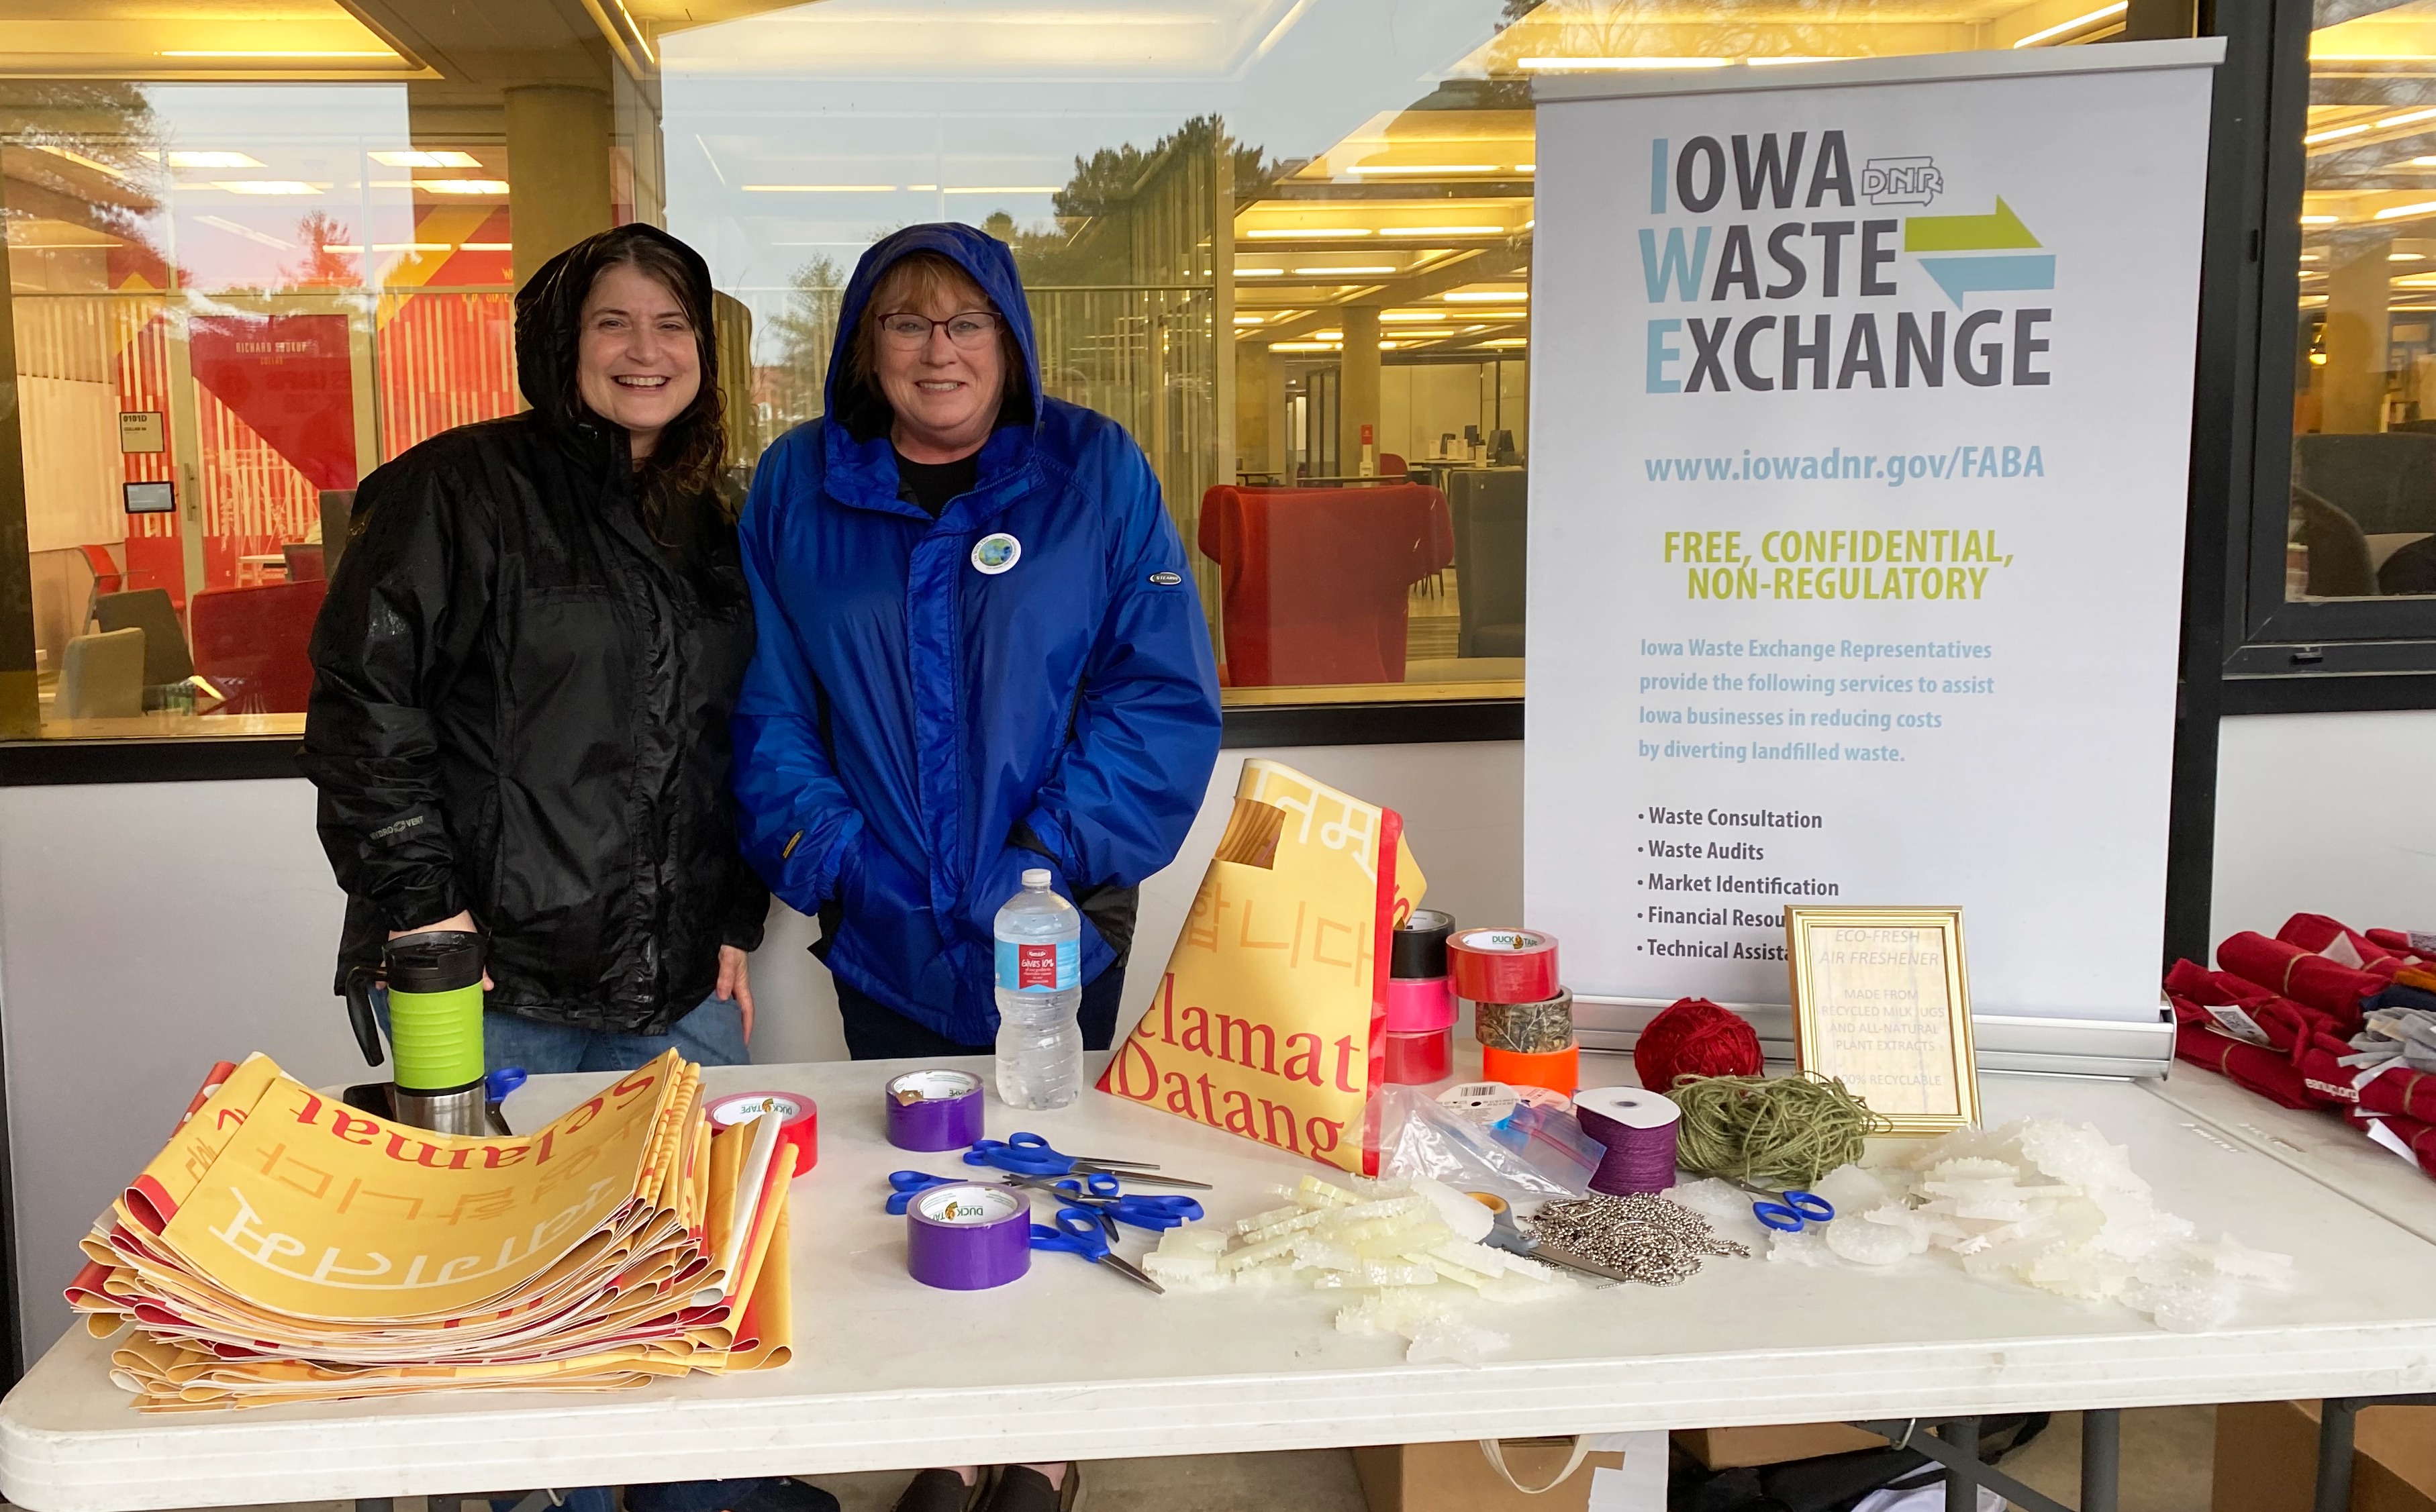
[372,992,748,1073]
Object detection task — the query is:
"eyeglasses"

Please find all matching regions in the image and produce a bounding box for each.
[877,310,1002,350]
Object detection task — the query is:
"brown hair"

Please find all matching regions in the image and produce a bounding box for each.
[846,251,1028,427]
[589,234,730,534]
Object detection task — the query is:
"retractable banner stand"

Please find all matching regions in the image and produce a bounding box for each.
[1524,42,2222,1023]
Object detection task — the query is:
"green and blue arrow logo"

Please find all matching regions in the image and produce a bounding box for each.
[1904,197,2053,307]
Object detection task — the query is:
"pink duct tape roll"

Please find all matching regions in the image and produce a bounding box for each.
[906,1183,1032,1290]
[885,1068,986,1152]
[1385,975,1459,1033]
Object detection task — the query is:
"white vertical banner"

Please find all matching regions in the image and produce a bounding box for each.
[1524,42,2221,1021]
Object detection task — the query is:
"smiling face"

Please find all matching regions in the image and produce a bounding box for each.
[868,260,1007,464]
[575,261,702,461]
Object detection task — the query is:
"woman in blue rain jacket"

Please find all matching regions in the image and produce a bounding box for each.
[731,223,1222,1058]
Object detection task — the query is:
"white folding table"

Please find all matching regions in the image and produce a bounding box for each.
[5,1053,2434,1512]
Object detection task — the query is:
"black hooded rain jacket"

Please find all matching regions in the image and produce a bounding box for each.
[301,224,767,1036]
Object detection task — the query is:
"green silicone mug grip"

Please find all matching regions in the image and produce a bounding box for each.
[388,983,485,1092]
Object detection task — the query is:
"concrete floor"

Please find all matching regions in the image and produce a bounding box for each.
[165,1405,2216,1512]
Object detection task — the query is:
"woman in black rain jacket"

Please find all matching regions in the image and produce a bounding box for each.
[303,223,769,1070]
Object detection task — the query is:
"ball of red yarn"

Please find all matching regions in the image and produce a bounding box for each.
[1635,997,1763,1090]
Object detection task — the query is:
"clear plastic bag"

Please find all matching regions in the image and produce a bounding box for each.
[1372,1085,1596,1201]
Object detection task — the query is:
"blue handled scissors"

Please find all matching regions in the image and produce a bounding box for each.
[999,1174,1205,1233]
[1733,1180,1835,1232]
[883,1170,962,1216]
[1030,1207,1165,1293]
[965,1133,1212,1189]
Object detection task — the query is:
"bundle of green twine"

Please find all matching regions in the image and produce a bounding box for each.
[1667,1072,1892,1187]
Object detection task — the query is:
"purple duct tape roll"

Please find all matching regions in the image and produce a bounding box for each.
[906,1183,1032,1290]
[885,1068,986,1152]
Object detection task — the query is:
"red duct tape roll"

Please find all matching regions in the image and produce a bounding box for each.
[706,1091,818,1176]
[1446,927,1560,1004]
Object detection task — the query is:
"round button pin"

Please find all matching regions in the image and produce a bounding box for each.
[971,533,1021,574]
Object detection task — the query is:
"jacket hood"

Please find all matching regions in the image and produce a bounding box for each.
[514,223,718,435]
[826,223,1041,442]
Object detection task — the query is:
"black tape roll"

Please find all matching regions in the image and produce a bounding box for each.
[1392,909,1457,980]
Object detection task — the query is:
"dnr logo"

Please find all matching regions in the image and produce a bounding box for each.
[1864,156,1943,207]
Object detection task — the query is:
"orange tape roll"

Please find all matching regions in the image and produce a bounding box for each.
[1480,1043,1579,1099]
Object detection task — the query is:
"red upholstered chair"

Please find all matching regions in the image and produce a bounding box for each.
[1198,483,1453,686]
[190,578,328,715]
[1379,452,1407,478]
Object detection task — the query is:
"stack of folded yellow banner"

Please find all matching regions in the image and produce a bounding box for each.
[68,1050,792,1411]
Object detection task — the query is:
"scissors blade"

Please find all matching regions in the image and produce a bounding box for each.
[1087,1168,1212,1190]
[1092,1251,1167,1294]
[1525,1241,1628,1287]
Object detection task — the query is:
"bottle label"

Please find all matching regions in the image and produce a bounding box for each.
[997,938,1079,992]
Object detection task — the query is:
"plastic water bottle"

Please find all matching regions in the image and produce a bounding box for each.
[994,868,1084,1110]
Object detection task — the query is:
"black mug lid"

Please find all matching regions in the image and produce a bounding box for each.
[1392,909,1456,979]
[385,929,485,994]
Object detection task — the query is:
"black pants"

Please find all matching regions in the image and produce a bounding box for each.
[836,968,1124,1059]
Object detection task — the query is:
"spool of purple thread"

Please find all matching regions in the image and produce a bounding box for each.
[885,1068,985,1152]
[1574,1086,1682,1195]
[906,1183,1032,1289]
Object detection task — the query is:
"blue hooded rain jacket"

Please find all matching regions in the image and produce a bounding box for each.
[731,224,1224,1044]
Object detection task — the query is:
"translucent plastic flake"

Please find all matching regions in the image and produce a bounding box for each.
[1844,1119,2292,1330]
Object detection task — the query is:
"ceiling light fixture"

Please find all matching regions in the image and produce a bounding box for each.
[1235,267,1285,276]
[2306,123,2374,146]
[1345,164,1499,175]
[2301,214,2341,224]
[1381,225,1502,236]
[1379,311,1449,321]
[942,186,1064,195]
[1443,290,1530,302]
[166,151,262,168]
[1292,265,1396,275]
[1245,228,1371,238]
[160,50,397,58]
[1518,56,1730,70]
[1270,340,1340,351]
[418,179,510,195]
[2375,200,2436,219]
[742,185,897,193]
[371,150,480,168]
[2011,2,2126,47]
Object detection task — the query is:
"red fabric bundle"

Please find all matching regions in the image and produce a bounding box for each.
[2163,960,2357,1108]
[2366,928,2436,966]
[2215,931,2378,1033]
[2171,1018,2321,1109]
[2350,1108,2436,1178]
[2358,1065,2436,1125]
[2276,913,2402,972]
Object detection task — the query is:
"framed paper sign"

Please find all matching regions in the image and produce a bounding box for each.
[1786,907,1978,1134]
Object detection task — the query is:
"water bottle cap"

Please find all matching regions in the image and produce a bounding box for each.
[1021,868,1052,889]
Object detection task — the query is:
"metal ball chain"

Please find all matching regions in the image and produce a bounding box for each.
[1526,1194,1750,1286]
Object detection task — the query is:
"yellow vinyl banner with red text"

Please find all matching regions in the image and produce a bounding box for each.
[1098,759,1424,1173]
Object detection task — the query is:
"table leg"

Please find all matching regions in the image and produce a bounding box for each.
[357,1499,393,1512]
[2315,1398,2361,1512]
[2081,1409,2122,1512]
[1942,1417,1982,1512]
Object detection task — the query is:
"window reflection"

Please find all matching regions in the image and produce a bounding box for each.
[2293,0,2436,599]
[6,0,2096,738]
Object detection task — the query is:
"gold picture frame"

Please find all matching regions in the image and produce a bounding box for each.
[1785,906,1979,1135]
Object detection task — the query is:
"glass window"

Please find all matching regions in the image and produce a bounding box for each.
[2290,1,2436,603]
[3,1,2088,741]
[663,0,2046,709]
